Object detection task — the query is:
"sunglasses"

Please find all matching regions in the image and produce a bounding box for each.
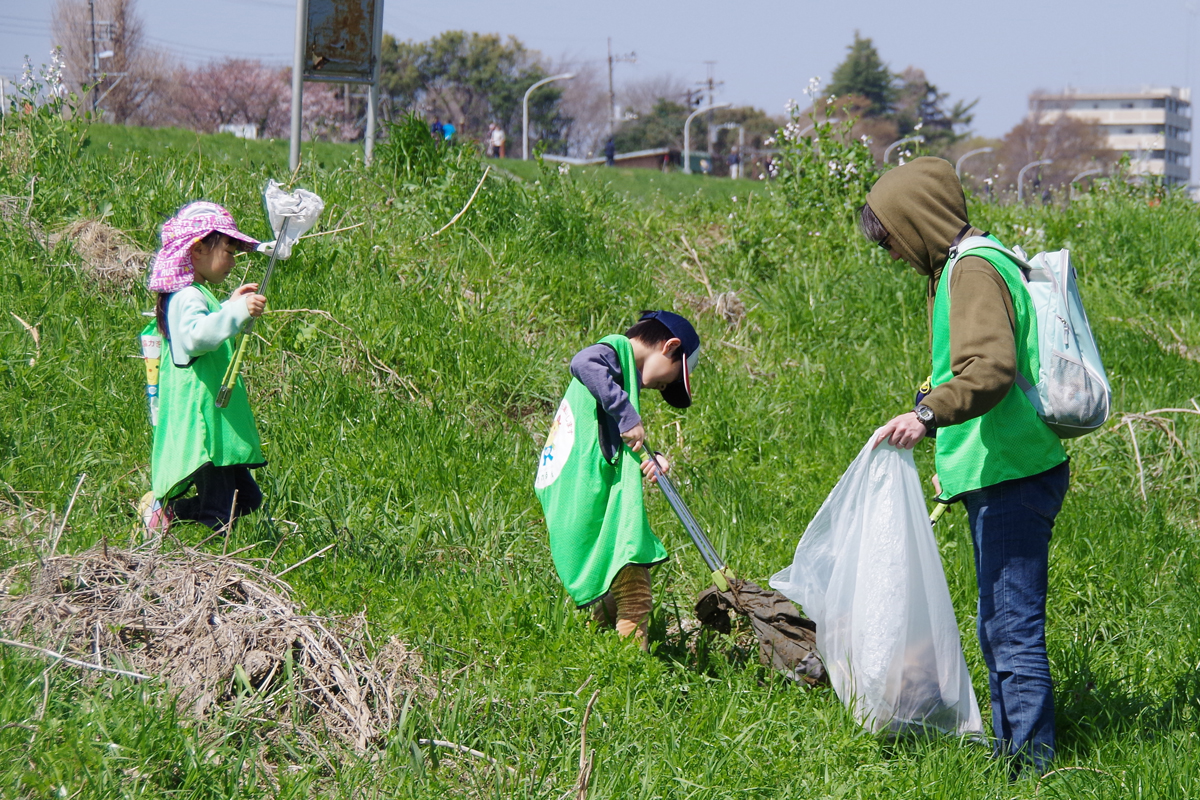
[877,234,891,251]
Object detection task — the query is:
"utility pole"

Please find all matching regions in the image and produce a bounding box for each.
[696,61,723,152]
[89,0,97,114]
[606,37,636,138]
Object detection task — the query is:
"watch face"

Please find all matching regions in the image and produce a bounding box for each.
[916,406,934,424]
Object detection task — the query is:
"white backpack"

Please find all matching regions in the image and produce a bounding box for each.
[945,236,1112,439]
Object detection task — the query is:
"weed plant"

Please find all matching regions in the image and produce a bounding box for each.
[1,99,1199,798]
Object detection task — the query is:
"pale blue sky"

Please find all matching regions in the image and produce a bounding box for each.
[2,0,1196,139]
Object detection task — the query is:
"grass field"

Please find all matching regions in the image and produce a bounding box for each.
[2,113,1200,799]
[82,124,751,203]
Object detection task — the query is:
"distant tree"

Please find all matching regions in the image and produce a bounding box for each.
[816,36,975,159]
[997,111,1111,199]
[892,67,976,151]
[612,99,694,152]
[620,74,689,120]
[380,31,569,151]
[162,60,354,141]
[827,32,895,116]
[553,59,610,158]
[51,0,168,123]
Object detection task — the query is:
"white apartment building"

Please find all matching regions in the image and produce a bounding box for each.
[1030,87,1191,185]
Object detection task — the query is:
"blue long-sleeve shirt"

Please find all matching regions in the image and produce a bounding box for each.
[570,343,642,461]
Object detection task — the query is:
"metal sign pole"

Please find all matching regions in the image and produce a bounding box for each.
[289,0,308,172]
[364,0,383,166]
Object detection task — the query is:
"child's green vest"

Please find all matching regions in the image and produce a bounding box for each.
[535,334,668,607]
[151,284,265,500]
[931,236,1066,500]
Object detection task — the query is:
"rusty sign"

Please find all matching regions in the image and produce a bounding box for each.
[302,0,383,84]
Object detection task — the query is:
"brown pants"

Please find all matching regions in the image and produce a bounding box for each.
[592,564,652,650]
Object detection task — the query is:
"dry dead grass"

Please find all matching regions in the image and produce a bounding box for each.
[0,543,427,753]
[49,219,149,290]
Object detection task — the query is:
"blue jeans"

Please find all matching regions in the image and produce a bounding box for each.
[961,460,1069,777]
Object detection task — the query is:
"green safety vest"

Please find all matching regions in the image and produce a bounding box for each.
[535,334,668,607]
[150,284,265,500]
[932,236,1066,499]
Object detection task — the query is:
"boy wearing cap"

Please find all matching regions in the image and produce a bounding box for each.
[535,311,701,650]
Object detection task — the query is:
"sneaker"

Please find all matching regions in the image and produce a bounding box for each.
[138,491,171,539]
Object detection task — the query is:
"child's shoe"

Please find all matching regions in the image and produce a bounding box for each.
[138,491,171,541]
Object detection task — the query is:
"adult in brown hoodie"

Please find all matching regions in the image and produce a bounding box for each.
[862,158,1069,778]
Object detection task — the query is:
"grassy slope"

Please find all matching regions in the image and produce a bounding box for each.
[1,120,1199,799]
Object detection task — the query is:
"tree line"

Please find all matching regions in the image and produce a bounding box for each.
[46,1,1112,194]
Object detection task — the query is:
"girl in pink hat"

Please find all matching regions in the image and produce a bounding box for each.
[139,201,268,535]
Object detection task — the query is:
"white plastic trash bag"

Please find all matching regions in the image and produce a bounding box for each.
[770,435,982,737]
[260,179,325,259]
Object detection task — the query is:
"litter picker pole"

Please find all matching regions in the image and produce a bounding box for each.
[215,217,291,408]
[638,447,734,591]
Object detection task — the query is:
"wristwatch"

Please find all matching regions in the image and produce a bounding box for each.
[914,404,937,434]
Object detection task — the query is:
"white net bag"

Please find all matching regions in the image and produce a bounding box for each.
[261,179,325,259]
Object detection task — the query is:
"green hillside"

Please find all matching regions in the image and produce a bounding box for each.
[2,109,1200,799]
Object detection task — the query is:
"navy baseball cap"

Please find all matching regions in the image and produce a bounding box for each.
[639,310,701,409]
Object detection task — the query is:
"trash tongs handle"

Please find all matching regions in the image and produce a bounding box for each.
[638,445,735,592]
[215,217,291,408]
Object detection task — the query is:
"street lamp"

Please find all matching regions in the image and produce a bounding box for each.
[883,135,925,164]
[1069,167,1103,201]
[523,73,574,160]
[684,102,731,174]
[1017,158,1053,203]
[955,146,994,179]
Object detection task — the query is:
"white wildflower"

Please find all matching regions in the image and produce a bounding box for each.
[804,77,821,98]
[557,163,570,176]
[21,56,34,89]
[45,46,66,98]
[785,98,798,113]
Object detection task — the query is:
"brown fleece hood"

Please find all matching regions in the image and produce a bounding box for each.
[865,157,970,279]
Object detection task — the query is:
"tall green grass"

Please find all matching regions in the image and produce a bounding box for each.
[1,113,1199,798]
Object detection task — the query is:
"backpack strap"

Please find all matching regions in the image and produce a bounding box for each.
[944,236,1040,398]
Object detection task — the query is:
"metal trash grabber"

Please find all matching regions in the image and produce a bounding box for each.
[637,445,827,685]
[215,216,290,408]
[215,180,324,408]
[637,447,734,592]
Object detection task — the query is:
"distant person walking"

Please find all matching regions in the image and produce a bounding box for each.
[442,120,457,144]
[490,123,506,158]
[728,145,741,179]
[430,116,444,142]
[863,157,1069,780]
[604,137,616,167]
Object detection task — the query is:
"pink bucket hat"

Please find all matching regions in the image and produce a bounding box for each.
[147,201,259,293]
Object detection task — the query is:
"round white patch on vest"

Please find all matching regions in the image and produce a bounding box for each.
[535,399,575,489]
